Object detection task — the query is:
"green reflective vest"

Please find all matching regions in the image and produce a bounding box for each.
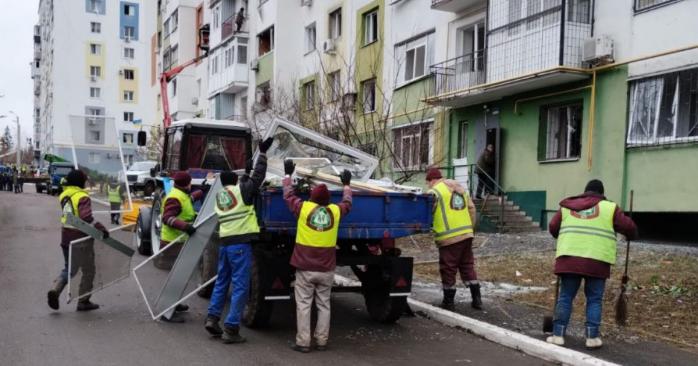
[59,186,90,229]
[429,181,473,243]
[214,185,260,238]
[107,184,121,203]
[296,201,341,248]
[556,200,618,264]
[160,187,196,243]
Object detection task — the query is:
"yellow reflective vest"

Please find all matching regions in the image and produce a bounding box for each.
[59,186,90,229]
[429,181,474,242]
[107,184,122,203]
[214,185,260,238]
[556,200,618,264]
[296,201,341,248]
[160,187,196,243]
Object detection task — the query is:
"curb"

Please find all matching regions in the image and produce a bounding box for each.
[334,274,618,366]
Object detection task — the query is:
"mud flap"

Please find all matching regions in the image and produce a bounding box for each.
[388,256,413,297]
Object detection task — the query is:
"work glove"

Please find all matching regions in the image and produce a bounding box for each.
[245,158,253,175]
[340,169,352,186]
[94,222,110,239]
[284,159,296,176]
[258,137,274,153]
[184,224,197,236]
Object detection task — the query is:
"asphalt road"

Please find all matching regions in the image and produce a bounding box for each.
[0,190,550,366]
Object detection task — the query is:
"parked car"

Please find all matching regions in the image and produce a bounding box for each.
[126,160,158,196]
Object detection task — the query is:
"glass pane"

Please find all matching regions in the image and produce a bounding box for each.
[415,46,426,78]
[405,49,415,81]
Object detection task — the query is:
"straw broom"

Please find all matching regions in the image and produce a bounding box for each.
[615,190,634,326]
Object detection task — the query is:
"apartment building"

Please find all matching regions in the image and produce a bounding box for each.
[34,0,157,171]
[426,0,698,238]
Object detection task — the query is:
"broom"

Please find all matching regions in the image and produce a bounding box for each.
[615,190,634,326]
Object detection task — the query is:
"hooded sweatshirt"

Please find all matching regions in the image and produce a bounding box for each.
[549,192,638,278]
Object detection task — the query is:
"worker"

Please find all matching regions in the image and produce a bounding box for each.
[425,167,482,311]
[19,165,27,193]
[204,137,272,343]
[107,179,125,225]
[47,169,110,311]
[12,167,19,194]
[158,171,203,322]
[546,179,637,349]
[475,144,495,199]
[283,159,353,353]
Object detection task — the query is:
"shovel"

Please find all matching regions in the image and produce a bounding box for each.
[543,276,560,333]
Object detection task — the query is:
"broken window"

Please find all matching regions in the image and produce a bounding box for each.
[539,101,582,160]
[627,68,698,146]
[258,26,274,56]
[362,78,376,114]
[393,123,431,171]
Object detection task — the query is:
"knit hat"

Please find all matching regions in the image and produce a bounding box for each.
[172,171,192,188]
[425,167,443,181]
[65,169,86,188]
[220,171,238,186]
[584,179,605,195]
[310,184,330,206]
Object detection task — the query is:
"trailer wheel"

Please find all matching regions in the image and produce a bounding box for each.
[143,181,155,198]
[35,184,43,194]
[243,250,274,328]
[364,290,405,324]
[136,207,153,256]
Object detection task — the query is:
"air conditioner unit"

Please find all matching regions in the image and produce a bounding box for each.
[118,69,124,76]
[301,0,313,6]
[191,97,199,105]
[323,39,336,54]
[90,76,97,82]
[250,58,259,71]
[582,35,614,66]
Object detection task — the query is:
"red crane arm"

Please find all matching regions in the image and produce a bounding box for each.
[160,54,207,129]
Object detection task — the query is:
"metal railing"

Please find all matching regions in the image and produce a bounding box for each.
[446,163,508,233]
[430,50,486,97]
[221,14,248,41]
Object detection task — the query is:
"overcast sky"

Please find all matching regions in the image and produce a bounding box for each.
[0,1,39,149]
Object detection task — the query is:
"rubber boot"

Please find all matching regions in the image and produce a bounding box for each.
[469,283,483,310]
[47,277,67,310]
[221,325,246,344]
[440,288,456,311]
[76,297,100,312]
[204,315,223,338]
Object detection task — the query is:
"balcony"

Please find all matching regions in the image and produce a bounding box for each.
[208,38,249,97]
[221,13,248,42]
[427,0,592,107]
[431,0,485,13]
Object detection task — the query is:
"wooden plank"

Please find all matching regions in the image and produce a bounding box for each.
[294,167,394,193]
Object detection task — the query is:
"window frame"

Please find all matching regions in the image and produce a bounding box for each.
[124,26,135,39]
[257,26,275,56]
[90,66,101,78]
[123,47,135,59]
[123,132,134,145]
[90,43,101,55]
[123,69,135,80]
[304,80,316,111]
[123,112,134,122]
[305,22,317,54]
[329,8,342,40]
[327,71,341,102]
[538,100,584,162]
[392,121,432,171]
[361,78,377,114]
[89,87,101,99]
[90,22,101,33]
[363,9,378,46]
[123,90,135,102]
[633,0,682,14]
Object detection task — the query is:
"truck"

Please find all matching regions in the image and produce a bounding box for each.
[133,118,433,326]
[124,160,159,196]
[41,161,75,195]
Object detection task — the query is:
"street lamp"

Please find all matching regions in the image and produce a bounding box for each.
[0,111,20,167]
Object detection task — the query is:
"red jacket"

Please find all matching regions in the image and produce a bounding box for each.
[549,192,638,278]
[61,196,106,247]
[283,177,352,272]
[161,186,204,244]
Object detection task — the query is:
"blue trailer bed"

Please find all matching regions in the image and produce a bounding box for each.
[258,188,434,239]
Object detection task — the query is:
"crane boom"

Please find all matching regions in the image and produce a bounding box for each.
[160,54,208,129]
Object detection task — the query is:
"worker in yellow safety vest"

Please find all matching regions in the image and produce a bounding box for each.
[546,179,637,349]
[107,179,124,225]
[425,167,481,311]
[47,169,109,312]
[282,159,353,353]
[204,137,272,344]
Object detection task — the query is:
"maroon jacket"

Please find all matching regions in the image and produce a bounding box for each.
[283,176,352,272]
[61,196,106,247]
[549,192,638,278]
[161,187,204,244]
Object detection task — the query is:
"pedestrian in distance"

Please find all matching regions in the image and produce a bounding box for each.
[204,137,272,344]
[475,144,495,199]
[107,178,125,225]
[158,171,204,322]
[47,169,110,312]
[425,167,482,311]
[283,159,353,353]
[12,167,19,194]
[546,179,637,349]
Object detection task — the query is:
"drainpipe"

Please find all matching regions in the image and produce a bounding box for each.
[586,70,597,171]
[447,110,453,179]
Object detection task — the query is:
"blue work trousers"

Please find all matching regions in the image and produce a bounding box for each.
[207,243,252,327]
[553,274,606,338]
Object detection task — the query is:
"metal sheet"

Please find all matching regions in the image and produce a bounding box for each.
[132,177,222,320]
[66,218,135,303]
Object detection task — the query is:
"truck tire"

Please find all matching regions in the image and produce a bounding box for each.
[143,181,155,198]
[243,250,274,328]
[136,207,153,256]
[364,290,405,324]
[35,184,43,194]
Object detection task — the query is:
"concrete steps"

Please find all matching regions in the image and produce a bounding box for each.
[473,195,541,233]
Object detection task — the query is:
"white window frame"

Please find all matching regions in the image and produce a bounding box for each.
[304,80,315,111]
[362,78,376,114]
[542,102,583,161]
[124,26,135,39]
[123,112,134,122]
[123,132,134,144]
[237,43,248,64]
[90,66,101,78]
[124,4,135,16]
[328,71,341,101]
[90,22,101,33]
[123,47,135,59]
[392,121,432,171]
[123,69,135,80]
[305,23,317,54]
[258,26,275,56]
[88,151,101,163]
[329,8,342,40]
[123,90,135,102]
[90,43,101,55]
[89,87,101,99]
[363,10,378,46]
[214,6,220,30]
